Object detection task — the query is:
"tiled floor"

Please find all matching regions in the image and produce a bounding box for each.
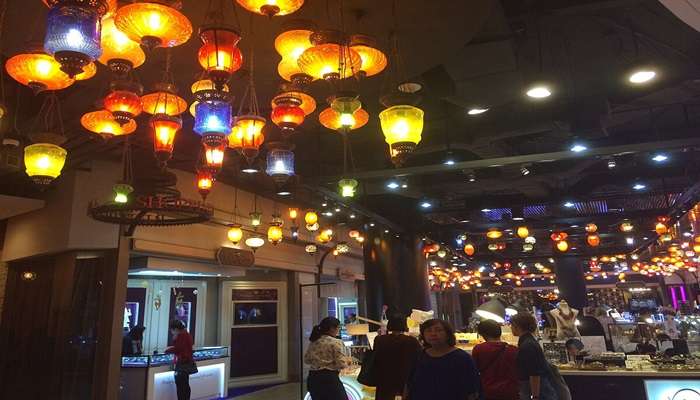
[231,383,301,400]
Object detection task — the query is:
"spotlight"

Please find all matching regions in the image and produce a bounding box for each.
[420,201,432,209]
[628,69,657,84]
[564,201,575,208]
[349,214,356,219]
[444,159,456,166]
[323,211,334,217]
[633,183,646,191]
[652,154,669,163]
[626,237,635,245]
[481,208,491,213]
[468,108,489,115]
[526,84,552,99]
[570,144,588,153]
[386,181,400,189]
[277,190,291,196]
[401,183,408,188]
[520,165,530,176]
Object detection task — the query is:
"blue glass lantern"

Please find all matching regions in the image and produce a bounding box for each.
[266,148,295,184]
[44,5,102,78]
[194,100,232,146]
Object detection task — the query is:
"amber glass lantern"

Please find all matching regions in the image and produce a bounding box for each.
[151,114,181,165]
[230,116,265,161]
[318,107,369,131]
[24,143,67,185]
[305,210,318,226]
[587,234,601,247]
[203,141,226,172]
[198,26,243,90]
[268,223,283,245]
[228,225,243,245]
[271,95,305,132]
[379,105,424,166]
[74,62,97,81]
[81,110,137,138]
[197,169,214,200]
[298,43,361,81]
[236,0,304,17]
[6,51,74,93]
[271,89,315,116]
[274,27,314,82]
[349,34,387,78]
[104,81,144,125]
[99,16,146,74]
[114,1,192,50]
[141,83,187,116]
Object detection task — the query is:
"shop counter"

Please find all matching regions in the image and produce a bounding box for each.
[120,346,230,400]
[559,369,700,400]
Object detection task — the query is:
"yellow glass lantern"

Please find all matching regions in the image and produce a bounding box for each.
[81,110,137,138]
[141,86,188,116]
[236,0,304,17]
[318,107,369,131]
[24,143,67,185]
[230,116,265,160]
[75,63,97,81]
[6,51,74,93]
[620,221,634,232]
[349,34,387,77]
[298,41,362,81]
[268,224,283,245]
[516,226,529,239]
[486,228,503,240]
[228,225,243,245]
[556,240,569,252]
[339,178,358,198]
[99,16,146,72]
[305,210,318,226]
[275,28,314,81]
[379,105,424,166]
[114,2,193,50]
[318,228,333,244]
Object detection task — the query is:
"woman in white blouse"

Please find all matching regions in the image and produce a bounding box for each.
[304,317,349,400]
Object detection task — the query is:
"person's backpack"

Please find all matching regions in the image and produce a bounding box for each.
[547,362,572,400]
[357,349,377,387]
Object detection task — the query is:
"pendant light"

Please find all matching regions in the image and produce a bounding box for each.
[24,94,68,185]
[227,188,244,245]
[271,84,316,116]
[103,80,144,125]
[198,26,243,90]
[75,62,97,81]
[196,169,214,200]
[266,143,295,184]
[6,49,74,93]
[349,34,387,78]
[271,95,305,132]
[245,235,265,252]
[203,141,226,172]
[114,1,192,50]
[151,114,181,166]
[142,83,187,116]
[98,16,146,75]
[274,20,315,83]
[268,217,283,245]
[233,46,266,164]
[190,79,230,117]
[298,30,362,81]
[318,107,369,131]
[81,109,136,138]
[249,195,262,228]
[236,0,304,17]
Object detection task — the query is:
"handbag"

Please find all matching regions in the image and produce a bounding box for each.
[174,360,199,375]
[547,362,572,400]
[356,349,377,387]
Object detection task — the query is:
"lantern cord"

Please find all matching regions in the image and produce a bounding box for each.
[32,93,65,137]
[232,187,238,223]
[121,135,133,184]
[0,0,6,103]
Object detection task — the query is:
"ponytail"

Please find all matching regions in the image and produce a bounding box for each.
[309,317,341,342]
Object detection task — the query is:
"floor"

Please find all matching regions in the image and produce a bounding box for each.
[230,383,301,400]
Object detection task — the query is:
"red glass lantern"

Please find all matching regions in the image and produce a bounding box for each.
[198,26,243,90]
[271,95,305,132]
[197,169,214,200]
[550,232,568,242]
[229,116,265,161]
[203,141,226,172]
[151,114,181,165]
[104,81,143,125]
[587,234,600,247]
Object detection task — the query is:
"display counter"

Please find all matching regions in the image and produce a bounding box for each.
[120,346,230,400]
[560,369,700,400]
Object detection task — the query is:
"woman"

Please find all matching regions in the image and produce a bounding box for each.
[406,319,481,400]
[165,320,195,400]
[373,315,422,400]
[122,325,146,356]
[304,317,349,400]
[472,320,518,400]
[510,313,557,400]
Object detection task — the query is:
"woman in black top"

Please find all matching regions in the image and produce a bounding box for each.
[510,313,558,400]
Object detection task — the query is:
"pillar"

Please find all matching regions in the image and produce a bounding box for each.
[555,256,588,310]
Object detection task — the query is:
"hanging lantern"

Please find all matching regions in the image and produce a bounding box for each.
[196,169,214,200]
[550,232,568,242]
[271,96,305,132]
[103,81,144,125]
[271,90,316,116]
[349,34,387,78]
[318,107,369,131]
[266,147,295,184]
[198,26,243,90]
[305,244,318,255]
[230,116,265,161]
[305,210,318,226]
[525,236,536,244]
[114,1,192,50]
[194,100,232,146]
[587,234,601,247]
[486,228,503,240]
[236,0,304,17]
[620,221,634,232]
[81,110,136,138]
[151,114,181,165]
[203,142,226,172]
[275,26,315,82]
[298,30,362,81]
[190,80,230,117]
[488,243,499,252]
[306,222,320,231]
[249,211,262,227]
[655,217,669,235]
[6,51,74,93]
[523,243,534,252]
[75,62,97,81]
[24,143,68,185]
[318,228,333,244]
[516,226,529,239]
[44,2,105,78]
[557,240,569,252]
[99,16,146,74]
[339,178,358,198]
[268,223,283,245]
[245,235,265,252]
[113,182,133,204]
[379,105,424,166]
[585,223,598,233]
[223,225,243,246]
[141,83,188,116]
[464,243,475,256]
[348,230,360,239]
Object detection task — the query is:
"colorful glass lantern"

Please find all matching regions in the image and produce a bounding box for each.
[203,142,226,172]
[306,222,319,231]
[585,223,598,233]
[655,217,669,235]
[151,114,181,164]
[104,82,143,125]
[194,100,232,146]
[141,83,188,116]
[587,234,600,247]
[190,80,230,117]
[245,235,265,252]
[464,243,475,256]
[230,116,265,161]
[198,26,243,90]
[274,27,314,82]
[75,62,97,81]
[81,110,136,138]
[556,240,569,252]
[236,0,304,17]
[249,211,262,227]
[305,244,318,255]
[24,143,67,185]
[349,34,387,78]
[271,96,305,132]
[620,221,634,232]
[380,105,424,166]
[318,228,333,243]
[99,16,145,74]
[266,148,295,183]
[44,4,104,78]
[339,178,358,198]
[288,208,299,220]
[271,90,315,115]
[196,169,214,200]
[318,107,369,131]
[298,41,362,81]
[516,226,529,239]
[113,182,133,204]
[228,224,243,245]
[268,223,283,245]
[114,1,192,50]
[305,210,318,226]
[486,228,503,240]
[6,51,74,93]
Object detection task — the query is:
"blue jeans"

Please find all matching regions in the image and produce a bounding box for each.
[518,376,558,400]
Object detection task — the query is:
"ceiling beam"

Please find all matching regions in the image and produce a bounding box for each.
[317,137,700,183]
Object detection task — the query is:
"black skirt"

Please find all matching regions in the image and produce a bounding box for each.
[307,370,347,400]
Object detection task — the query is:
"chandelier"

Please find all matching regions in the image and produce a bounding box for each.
[114,1,192,50]
[81,109,137,138]
[236,0,304,17]
[99,16,146,74]
[6,49,74,93]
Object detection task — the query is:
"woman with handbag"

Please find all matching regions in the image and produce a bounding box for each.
[372,315,422,400]
[166,320,196,400]
[304,317,349,400]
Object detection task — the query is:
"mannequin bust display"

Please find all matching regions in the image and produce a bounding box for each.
[549,300,581,339]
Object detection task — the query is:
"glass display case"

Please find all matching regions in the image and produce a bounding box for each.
[121,346,229,368]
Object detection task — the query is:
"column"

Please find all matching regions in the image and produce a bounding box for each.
[555,256,588,310]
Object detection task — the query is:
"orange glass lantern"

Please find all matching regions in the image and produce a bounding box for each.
[557,240,569,252]
[275,26,314,82]
[318,107,369,131]
[585,223,598,233]
[104,82,143,125]
[587,234,601,247]
[236,0,304,17]
[516,226,529,239]
[271,95,305,132]
[655,217,669,235]
[288,208,299,220]
[299,43,362,81]
[114,1,192,50]
[198,26,243,89]
[81,110,136,138]
[151,114,181,164]
[141,83,187,116]
[6,51,74,93]
[464,243,475,256]
[196,169,214,200]
[75,62,97,81]
[271,90,316,115]
[203,142,226,172]
[99,16,146,73]
[229,116,265,160]
[349,34,387,78]
[268,224,283,245]
[550,232,568,242]
[620,221,634,232]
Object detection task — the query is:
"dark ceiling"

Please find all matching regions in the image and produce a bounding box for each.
[2,0,700,257]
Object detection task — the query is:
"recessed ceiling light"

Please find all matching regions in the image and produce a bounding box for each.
[626,237,635,245]
[323,211,334,217]
[369,222,375,227]
[384,229,389,233]
[633,183,646,191]
[468,108,489,115]
[564,201,575,208]
[420,201,432,209]
[652,154,669,162]
[481,208,491,212]
[322,202,328,207]
[460,219,470,223]
[334,207,341,212]
[349,214,356,219]
[526,85,552,99]
[386,181,400,189]
[570,144,588,153]
[512,217,524,221]
[444,159,456,166]
[277,191,291,196]
[628,69,656,84]
[242,167,258,174]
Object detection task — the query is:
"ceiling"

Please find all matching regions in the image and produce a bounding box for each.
[2,0,700,258]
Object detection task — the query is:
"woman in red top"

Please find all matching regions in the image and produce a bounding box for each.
[471,320,519,400]
[166,320,195,400]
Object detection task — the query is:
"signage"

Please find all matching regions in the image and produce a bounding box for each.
[216,247,255,268]
[232,288,278,301]
[644,380,700,400]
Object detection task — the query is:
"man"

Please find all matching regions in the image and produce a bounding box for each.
[472,320,519,400]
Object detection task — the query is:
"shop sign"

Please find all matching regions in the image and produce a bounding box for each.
[216,247,255,268]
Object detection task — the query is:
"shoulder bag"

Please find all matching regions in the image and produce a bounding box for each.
[357,349,377,387]
[174,360,199,375]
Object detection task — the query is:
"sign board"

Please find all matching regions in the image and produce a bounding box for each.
[216,247,255,268]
